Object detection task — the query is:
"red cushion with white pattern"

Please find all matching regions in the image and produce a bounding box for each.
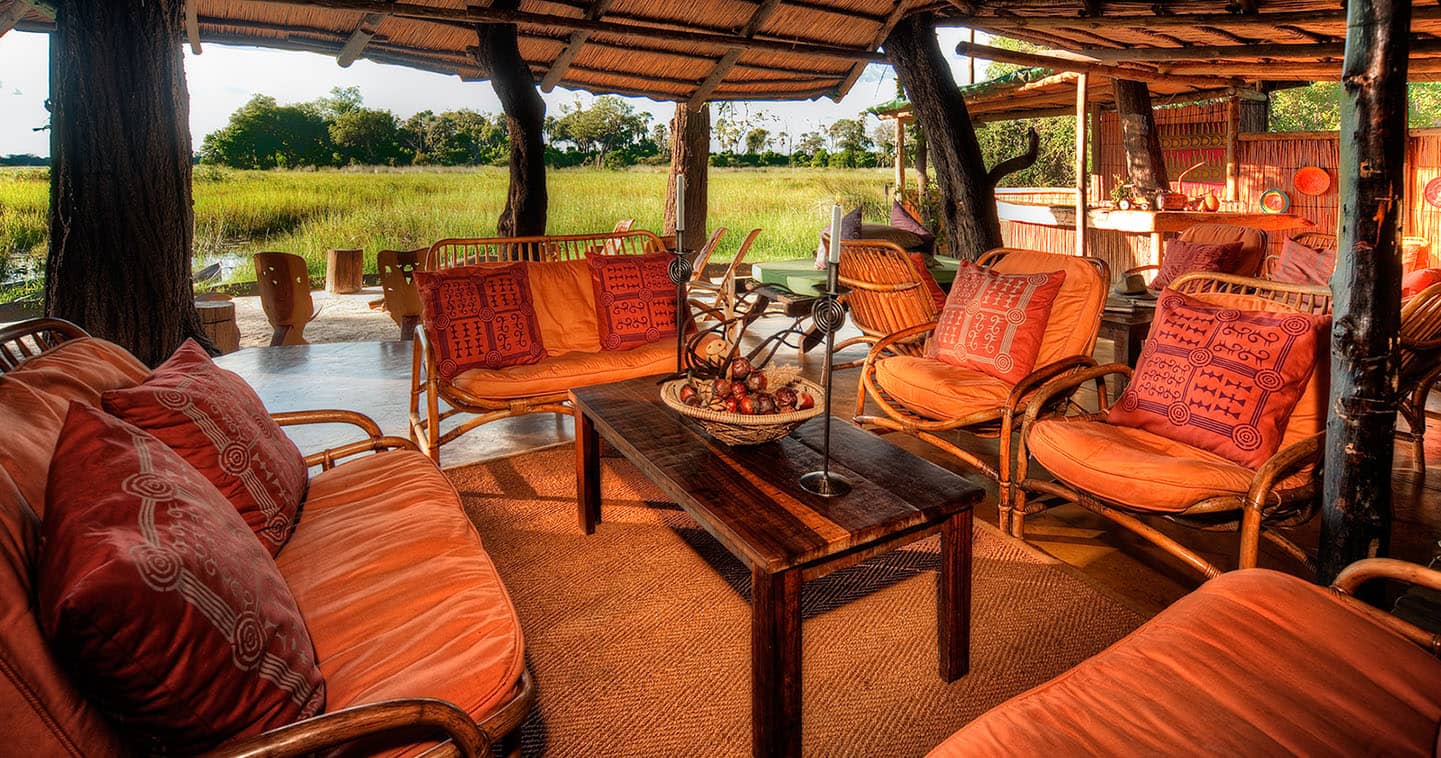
[926,261,1067,384]
[102,340,307,556]
[1108,289,1329,468]
[38,403,324,754]
[416,263,548,378]
[587,251,682,351]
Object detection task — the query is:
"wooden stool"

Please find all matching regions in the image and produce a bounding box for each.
[195,299,241,354]
[326,248,364,294]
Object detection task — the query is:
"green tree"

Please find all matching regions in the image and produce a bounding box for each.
[330,106,406,165]
[199,94,332,168]
[545,95,652,167]
[1269,81,1441,131]
[402,109,507,165]
[744,127,770,154]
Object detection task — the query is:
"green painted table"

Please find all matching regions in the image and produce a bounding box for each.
[751,256,962,295]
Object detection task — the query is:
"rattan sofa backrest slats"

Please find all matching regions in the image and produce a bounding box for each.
[426,230,665,270]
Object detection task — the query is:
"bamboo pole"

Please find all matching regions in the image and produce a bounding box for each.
[1061,37,1441,63]
[895,116,906,196]
[1320,0,1412,582]
[938,6,1441,31]
[1074,73,1088,258]
[1224,96,1240,201]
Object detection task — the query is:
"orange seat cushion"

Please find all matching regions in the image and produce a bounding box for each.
[276,450,524,741]
[450,341,676,400]
[873,355,1012,421]
[1029,418,1281,512]
[930,569,1441,756]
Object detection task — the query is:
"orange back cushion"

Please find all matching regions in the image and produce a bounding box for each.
[528,258,603,355]
[990,250,1109,367]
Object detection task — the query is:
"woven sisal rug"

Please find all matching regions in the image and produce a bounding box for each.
[446,446,1145,757]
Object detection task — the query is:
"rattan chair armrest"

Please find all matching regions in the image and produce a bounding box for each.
[1004,355,1098,413]
[272,409,385,438]
[271,410,420,468]
[836,275,922,294]
[1332,558,1441,654]
[205,698,490,758]
[1244,431,1323,510]
[859,320,940,375]
[1021,363,1132,425]
[1124,264,1160,277]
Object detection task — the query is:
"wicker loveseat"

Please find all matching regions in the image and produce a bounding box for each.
[931,559,1441,755]
[411,230,678,462]
[0,324,533,756]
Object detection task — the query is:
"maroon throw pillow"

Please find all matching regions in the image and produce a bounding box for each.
[891,201,936,251]
[39,403,325,754]
[415,262,547,378]
[103,340,307,556]
[1402,267,1441,299]
[588,251,681,351]
[926,262,1067,383]
[1108,289,1329,468]
[1153,239,1245,289]
[1273,238,1335,285]
[908,252,948,312]
[814,206,863,269]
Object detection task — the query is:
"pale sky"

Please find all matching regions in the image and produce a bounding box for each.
[0,28,982,158]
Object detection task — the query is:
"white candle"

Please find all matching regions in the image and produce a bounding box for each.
[675,174,686,232]
[828,204,842,264]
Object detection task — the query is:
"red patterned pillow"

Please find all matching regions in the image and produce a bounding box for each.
[103,340,307,556]
[926,262,1067,383]
[1273,238,1335,285]
[588,251,681,351]
[1108,290,1329,468]
[908,252,948,311]
[1153,239,1245,289]
[416,263,547,377]
[39,404,325,754]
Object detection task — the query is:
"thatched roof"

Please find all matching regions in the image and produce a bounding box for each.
[2,0,957,103]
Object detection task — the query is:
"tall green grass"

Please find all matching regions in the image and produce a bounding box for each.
[1,165,893,300]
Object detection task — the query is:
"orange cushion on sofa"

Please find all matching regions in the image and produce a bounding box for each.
[930,569,1441,756]
[102,340,308,555]
[450,341,678,401]
[1109,290,1328,468]
[927,261,1066,383]
[587,251,681,351]
[527,258,602,355]
[39,404,324,754]
[417,263,548,378]
[277,450,524,753]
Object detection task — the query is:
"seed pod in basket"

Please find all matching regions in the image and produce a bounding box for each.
[731,356,753,380]
[679,384,698,405]
[755,392,776,415]
[745,372,767,393]
[796,391,816,410]
[774,386,797,409]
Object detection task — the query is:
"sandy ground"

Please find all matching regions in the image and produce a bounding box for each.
[232,286,406,349]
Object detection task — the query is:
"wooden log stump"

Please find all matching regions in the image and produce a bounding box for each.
[326,248,364,294]
[195,299,240,354]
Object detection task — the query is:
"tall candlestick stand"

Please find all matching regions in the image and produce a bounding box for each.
[667,227,691,376]
[799,255,851,498]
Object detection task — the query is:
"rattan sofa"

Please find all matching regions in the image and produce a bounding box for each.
[0,320,533,756]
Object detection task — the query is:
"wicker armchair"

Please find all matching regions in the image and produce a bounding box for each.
[818,239,945,369]
[426,229,664,268]
[854,248,1110,530]
[1012,273,1332,578]
[1399,281,1441,475]
[254,252,318,346]
[378,248,425,340]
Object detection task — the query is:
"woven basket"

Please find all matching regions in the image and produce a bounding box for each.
[660,378,825,446]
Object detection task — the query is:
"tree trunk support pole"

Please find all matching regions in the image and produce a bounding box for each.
[665,102,709,245]
[886,12,1001,260]
[46,0,209,366]
[1113,79,1170,196]
[1320,0,1411,582]
[476,0,546,238]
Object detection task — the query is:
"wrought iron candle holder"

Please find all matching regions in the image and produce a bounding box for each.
[799,256,852,498]
[667,228,692,376]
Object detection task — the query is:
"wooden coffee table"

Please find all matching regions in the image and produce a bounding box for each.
[570,377,984,757]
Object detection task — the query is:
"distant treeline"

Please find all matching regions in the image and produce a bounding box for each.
[0,154,47,167]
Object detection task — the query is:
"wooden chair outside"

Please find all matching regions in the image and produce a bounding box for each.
[1399,282,1441,476]
[1012,273,1333,579]
[0,317,87,373]
[426,230,664,269]
[854,247,1110,529]
[691,228,769,323]
[254,252,318,347]
[378,248,426,340]
[1128,223,1269,284]
[687,226,728,282]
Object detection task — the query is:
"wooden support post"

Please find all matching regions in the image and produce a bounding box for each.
[886,12,1001,260]
[1320,0,1411,582]
[475,0,546,238]
[1112,79,1169,196]
[1074,73,1088,258]
[894,117,906,198]
[46,0,209,365]
[1224,96,1240,201]
[665,102,709,245]
[1088,103,1102,198]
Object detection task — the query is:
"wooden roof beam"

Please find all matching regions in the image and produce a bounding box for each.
[942,6,1441,30]
[834,1,910,101]
[0,1,34,38]
[1065,36,1441,62]
[337,11,387,67]
[244,0,888,63]
[185,0,201,53]
[953,38,1240,88]
[688,0,784,109]
[539,0,615,92]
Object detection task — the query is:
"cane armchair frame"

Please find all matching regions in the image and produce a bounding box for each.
[1399,282,1441,476]
[0,317,87,372]
[690,228,764,323]
[411,230,666,462]
[853,248,1110,531]
[1011,273,1333,579]
[815,238,948,370]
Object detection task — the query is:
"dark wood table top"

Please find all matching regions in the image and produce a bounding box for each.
[571,377,983,574]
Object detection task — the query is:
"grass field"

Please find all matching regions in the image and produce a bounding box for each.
[0,166,896,301]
